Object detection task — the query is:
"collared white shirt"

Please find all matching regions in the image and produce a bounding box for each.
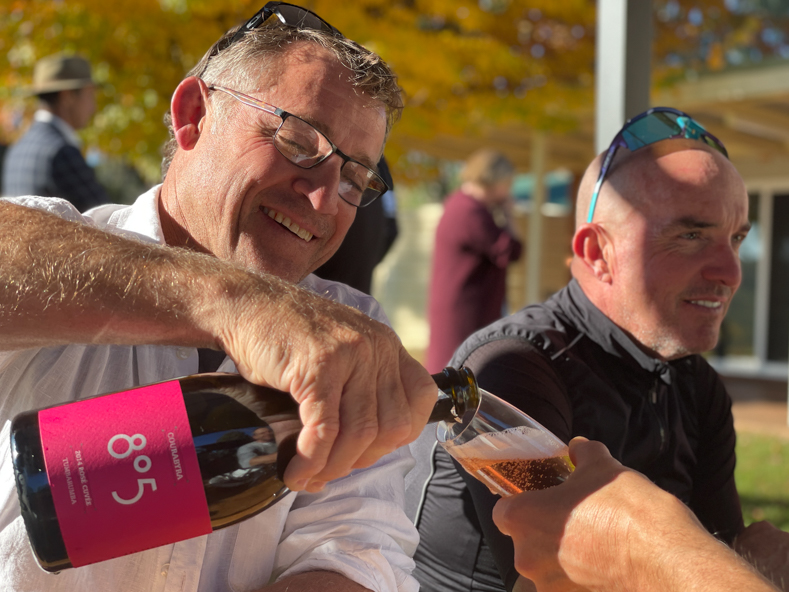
[34,109,82,149]
[0,188,419,592]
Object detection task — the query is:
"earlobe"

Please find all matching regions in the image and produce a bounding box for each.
[171,77,208,151]
[572,224,612,284]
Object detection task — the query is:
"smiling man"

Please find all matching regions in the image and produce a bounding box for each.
[0,5,438,592]
[410,108,787,592]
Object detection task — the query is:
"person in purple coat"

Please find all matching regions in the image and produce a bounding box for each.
[426,148,523,373]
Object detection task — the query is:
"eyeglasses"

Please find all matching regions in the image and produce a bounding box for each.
[586,106,729,223]
[197,2,343,80]
[209,85,388,208]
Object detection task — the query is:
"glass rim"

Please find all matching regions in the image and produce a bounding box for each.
[436,392,482,445]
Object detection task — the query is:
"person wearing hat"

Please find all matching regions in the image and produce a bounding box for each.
[2,53,110,211]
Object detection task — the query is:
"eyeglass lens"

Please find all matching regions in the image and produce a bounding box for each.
[274,4,336,32]
[620,111,682,151]
[275,116,383,207]
[620,110,726,158]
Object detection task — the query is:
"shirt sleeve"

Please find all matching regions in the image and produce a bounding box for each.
[2,195,90,225]
[459,338,573,591]
[272,446,419,592]
[687,358,744,544]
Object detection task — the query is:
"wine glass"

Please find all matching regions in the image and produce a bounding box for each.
[437,388,574,496]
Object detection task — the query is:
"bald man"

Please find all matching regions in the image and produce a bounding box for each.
[410,113,788,592]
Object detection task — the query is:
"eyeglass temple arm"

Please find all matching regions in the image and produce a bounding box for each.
[586,144,619,224]
[209,86,279,117]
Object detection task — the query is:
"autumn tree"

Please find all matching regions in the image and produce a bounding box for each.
[1,0,788,185]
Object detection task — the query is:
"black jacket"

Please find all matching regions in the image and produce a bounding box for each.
[410,279,742,592]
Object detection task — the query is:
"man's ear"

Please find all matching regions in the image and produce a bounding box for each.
[171,77,209,151]
[572,223,612,284]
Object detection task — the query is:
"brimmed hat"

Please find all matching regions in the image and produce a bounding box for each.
[29,54,94,95]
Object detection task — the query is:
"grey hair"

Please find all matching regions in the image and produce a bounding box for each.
[160,24,403,178]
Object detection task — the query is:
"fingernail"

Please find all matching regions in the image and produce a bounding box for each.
[293,479,308,490]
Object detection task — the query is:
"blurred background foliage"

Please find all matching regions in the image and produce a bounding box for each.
[736,432,789,531]
[2,0,789,193]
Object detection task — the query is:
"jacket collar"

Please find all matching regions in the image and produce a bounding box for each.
[555,279,674,381]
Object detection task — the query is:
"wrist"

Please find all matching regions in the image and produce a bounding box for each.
[625,494,767,592]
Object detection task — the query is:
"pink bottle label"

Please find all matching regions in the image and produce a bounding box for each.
[39,380,212,567]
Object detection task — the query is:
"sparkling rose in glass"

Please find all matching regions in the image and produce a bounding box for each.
[437,385,574,496]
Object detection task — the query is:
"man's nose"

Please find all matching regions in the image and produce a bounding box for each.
[702,242,742,288]
[292,155,343,215]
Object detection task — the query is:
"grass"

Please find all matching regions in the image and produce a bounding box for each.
[735,432,789,530]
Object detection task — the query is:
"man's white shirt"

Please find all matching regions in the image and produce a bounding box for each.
[0,188,419,592]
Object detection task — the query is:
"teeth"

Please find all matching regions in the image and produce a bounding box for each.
[263,207,313,242]
[690,300,721,309]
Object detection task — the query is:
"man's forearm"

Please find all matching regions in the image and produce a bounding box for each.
[0,200,274,351]
[635,526,779,592]
[494,440,781,592]
[0,200,439,492]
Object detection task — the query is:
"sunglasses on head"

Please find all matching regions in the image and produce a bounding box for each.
[586,107,729,223]
[228,1,343,45]
[197,2,342,78]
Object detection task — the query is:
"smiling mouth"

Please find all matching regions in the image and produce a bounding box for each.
[262,206,313,242]
[688,300,722,309]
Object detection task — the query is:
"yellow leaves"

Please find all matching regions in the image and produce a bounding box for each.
[707,41,726,71]
[1,0,776,186]
[0,0,594,184]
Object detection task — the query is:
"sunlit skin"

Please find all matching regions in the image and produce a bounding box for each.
[159,42,387,283]
[572,140,751,361]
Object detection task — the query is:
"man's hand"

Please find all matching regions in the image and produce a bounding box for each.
[492,438,778,592]
[492,438,639,592]
[0,201,439,493]
[735,521,789,590]
[222,278,438,491]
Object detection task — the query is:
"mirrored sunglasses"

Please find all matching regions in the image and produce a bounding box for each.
[586,107,728,223]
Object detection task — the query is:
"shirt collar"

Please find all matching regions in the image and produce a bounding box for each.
[97,184,166,244]
[34,109,82,149]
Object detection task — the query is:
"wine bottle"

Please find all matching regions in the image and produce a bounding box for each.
[11,367,479,573]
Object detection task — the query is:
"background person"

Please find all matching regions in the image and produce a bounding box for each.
[2,53,110,210]
[0,5,437,592]
[410,108,789,592]
[239,426,278,468]
[425,148,523,373]
[315,156,399,294]
[492,437,781,592]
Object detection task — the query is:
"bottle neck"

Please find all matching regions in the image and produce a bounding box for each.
[429,367,480,424]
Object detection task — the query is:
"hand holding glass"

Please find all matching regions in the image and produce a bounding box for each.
[437,388,574,496]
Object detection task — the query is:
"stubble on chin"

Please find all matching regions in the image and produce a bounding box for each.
[642,322,722,361]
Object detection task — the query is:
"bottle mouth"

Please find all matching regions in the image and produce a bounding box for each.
[436,394,480,444]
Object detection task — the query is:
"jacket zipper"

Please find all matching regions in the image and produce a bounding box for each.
[650,376,667,455]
